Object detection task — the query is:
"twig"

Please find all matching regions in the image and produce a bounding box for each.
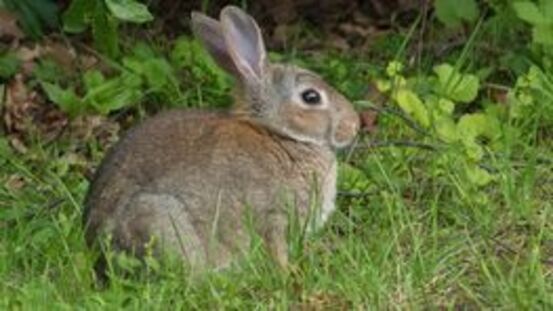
[356,101,432,138]
[356,137,439,151]
[338,190,379,199]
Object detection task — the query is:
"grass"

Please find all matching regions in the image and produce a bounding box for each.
[1,100,551,309]
[1,17,552,311]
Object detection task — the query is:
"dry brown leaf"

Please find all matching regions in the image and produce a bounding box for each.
[297,290,351,311]
[0,9,24,41]
[3,74,36,134]
[2,73,69,149]
[69,115,120,149]
[360,109,379,134]
[5,174,26,191]
[8,136,28,154]
[325,34,350,51]
[42,39,77,72]
[14,45,41,76]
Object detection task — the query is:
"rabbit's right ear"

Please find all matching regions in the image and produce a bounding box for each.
[220,6,267,84]
[191,12,240,76]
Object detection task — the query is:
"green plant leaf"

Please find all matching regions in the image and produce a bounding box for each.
[512,1,549,25]
[465,164,494,186]
[83,70,106,90]
[532,24,553,45]
[438,98,455,115]
[544,0,553,20]
[435,0,478,27]
[435,116,459,143]
[463,140,484,160]
[92,1,119,58]
[105,0,153,23]
[4,0,59,38]
[83,73,142,114]
[395,89,430,128]
[62,0,95,33]
[457,113,500,141]
[40,82,83,117]
[339,162,371,190]
[33,59,66,83]
[434,64,480,103]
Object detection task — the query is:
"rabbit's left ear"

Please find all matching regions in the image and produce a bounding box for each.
[220,6,267,83]
[191,11,240,76]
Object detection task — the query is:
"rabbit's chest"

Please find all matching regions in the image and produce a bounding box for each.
[316,159,337,228]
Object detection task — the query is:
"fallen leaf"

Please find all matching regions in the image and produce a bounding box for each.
[2,73,69,149]
[69,115,120,149]
[42,39,77,72]
[15,45,42,76]
[5,174,26,191]
[3,74,36,133]
[8,136,28,154]
[0,9,25,41]
[298,290,351,310]
[359,109,379,134]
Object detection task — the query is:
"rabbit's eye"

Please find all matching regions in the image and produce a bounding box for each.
[301,89,322,105]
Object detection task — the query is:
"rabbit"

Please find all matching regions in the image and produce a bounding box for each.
[83,5,360,273]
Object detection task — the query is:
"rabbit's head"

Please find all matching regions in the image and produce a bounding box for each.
[192,6,359,149]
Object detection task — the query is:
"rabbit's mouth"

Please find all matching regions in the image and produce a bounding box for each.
[329,116,360,149]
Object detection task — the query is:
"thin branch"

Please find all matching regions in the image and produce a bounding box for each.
[356,101,432,138]
[355,137,440,151]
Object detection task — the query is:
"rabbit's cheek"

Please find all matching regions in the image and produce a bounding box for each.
[281,106,328,143]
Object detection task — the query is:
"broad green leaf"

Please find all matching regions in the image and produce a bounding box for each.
[434,116,458,143]
[33,59,66,83]
[339,163,371,190]
[463,140,484,161]
[84,73,142,114]
[435,0,478,27]
[123,43,177,92]
[544,0,553,20]
[434,64,480,103]
[62,0,94,33]
[438,98,455,114]
[105,0,153,23]
[465,164,494,186]
[386,61,403,77]
[533,25,553,45]
[40,82,83,116]
[142,59,175,90]
[512,1,548,25]
[395,89,430,128]
[457,113,499,140]
[92,2,119,58]
[83,70,105,90]
[376,79,391,92]
[457,113,500,160]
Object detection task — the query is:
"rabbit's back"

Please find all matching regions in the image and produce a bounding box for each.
[84,109,336,269]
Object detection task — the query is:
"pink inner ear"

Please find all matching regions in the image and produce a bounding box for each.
[221,7,266,80]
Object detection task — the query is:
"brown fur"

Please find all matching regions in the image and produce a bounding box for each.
[84,6,359,272]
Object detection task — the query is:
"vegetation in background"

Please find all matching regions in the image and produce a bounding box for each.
[0,0,551,309]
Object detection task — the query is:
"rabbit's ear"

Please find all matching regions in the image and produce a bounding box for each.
[191,11,240,76]
[220,6,267,83]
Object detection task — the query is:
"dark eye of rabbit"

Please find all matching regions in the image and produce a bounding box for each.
[301,89,322,105]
